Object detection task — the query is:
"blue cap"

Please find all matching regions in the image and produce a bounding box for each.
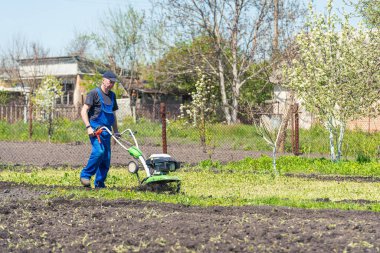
[102,71,118,82]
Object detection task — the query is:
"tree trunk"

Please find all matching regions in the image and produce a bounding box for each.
[231,85,239,123]
[276,104,292,153]
[230,0,240,124]
[152,94,159,120]
[327,121,336,162]
[48,110,53,143]
[231,45,239,123]
[337,123,345,161]
[28,101,33,139]
[199,108,206,153]
[217,55,231,125]
[272,145,279,176]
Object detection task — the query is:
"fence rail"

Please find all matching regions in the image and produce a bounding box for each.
[0,104,81,123]
[0,105,26,123]
[52,105,80,120]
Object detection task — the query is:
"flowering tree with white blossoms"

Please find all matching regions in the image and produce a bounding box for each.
[283,0,380,161]
[34,75,64,141]
[180,69,218,153]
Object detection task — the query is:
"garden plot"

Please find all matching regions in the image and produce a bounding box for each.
[2,143,380,251]
[0,181,379,252]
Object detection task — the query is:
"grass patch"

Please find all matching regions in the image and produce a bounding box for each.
[1,159,380,212]
[200,155,380,177]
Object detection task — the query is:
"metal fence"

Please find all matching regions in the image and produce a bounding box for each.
[1,103,379,168]
[0,100,182,124]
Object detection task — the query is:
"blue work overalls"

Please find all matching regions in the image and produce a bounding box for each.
[80,88,115,188]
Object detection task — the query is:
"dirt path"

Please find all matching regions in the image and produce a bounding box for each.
[0,181,379,252]
[1,141,274,167]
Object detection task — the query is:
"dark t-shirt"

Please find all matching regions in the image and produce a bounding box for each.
[85,88,119,121]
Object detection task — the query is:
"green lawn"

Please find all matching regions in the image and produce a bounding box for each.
[1,156,380,212]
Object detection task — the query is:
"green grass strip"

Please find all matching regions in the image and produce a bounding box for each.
[1,165,380,212]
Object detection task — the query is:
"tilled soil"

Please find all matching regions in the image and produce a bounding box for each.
[0,181,379,252]
[1,141,379,252]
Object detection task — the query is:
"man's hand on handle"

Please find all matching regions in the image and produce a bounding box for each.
[87,127,94,136]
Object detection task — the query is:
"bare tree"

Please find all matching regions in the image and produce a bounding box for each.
[255,96,294,176]
[142,13,174,119]
[88,6,145,90]
[65,32,93,57]
[157,0,254,124]
[156,0,303,124]
[0,36,49,138]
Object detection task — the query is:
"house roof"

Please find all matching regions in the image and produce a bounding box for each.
[18,55,86,64]
[17,55,107,76]
[0,86,30,93]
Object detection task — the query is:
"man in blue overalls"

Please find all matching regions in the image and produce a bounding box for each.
[80,71,120,188]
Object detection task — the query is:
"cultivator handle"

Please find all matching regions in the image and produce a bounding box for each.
[94,128,103,143]
[94,126,151,177]
[128,146,143,159]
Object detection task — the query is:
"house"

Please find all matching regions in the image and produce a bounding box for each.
[0,56,129,122]
[17,55,107,109]
[0,55,189,122]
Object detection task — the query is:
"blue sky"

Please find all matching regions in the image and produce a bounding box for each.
[1,0,357,56]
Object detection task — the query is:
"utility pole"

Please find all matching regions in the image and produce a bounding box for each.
[273,0,279,57]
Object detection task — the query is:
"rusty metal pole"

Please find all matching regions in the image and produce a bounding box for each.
[294,103,300,155]
[160,102,167,154]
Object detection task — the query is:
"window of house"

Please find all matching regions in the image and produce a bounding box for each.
[56,81,74,105]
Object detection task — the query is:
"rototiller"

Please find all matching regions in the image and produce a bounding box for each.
[94,126,181,193]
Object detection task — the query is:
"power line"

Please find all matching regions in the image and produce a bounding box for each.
[62,0,150,6]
